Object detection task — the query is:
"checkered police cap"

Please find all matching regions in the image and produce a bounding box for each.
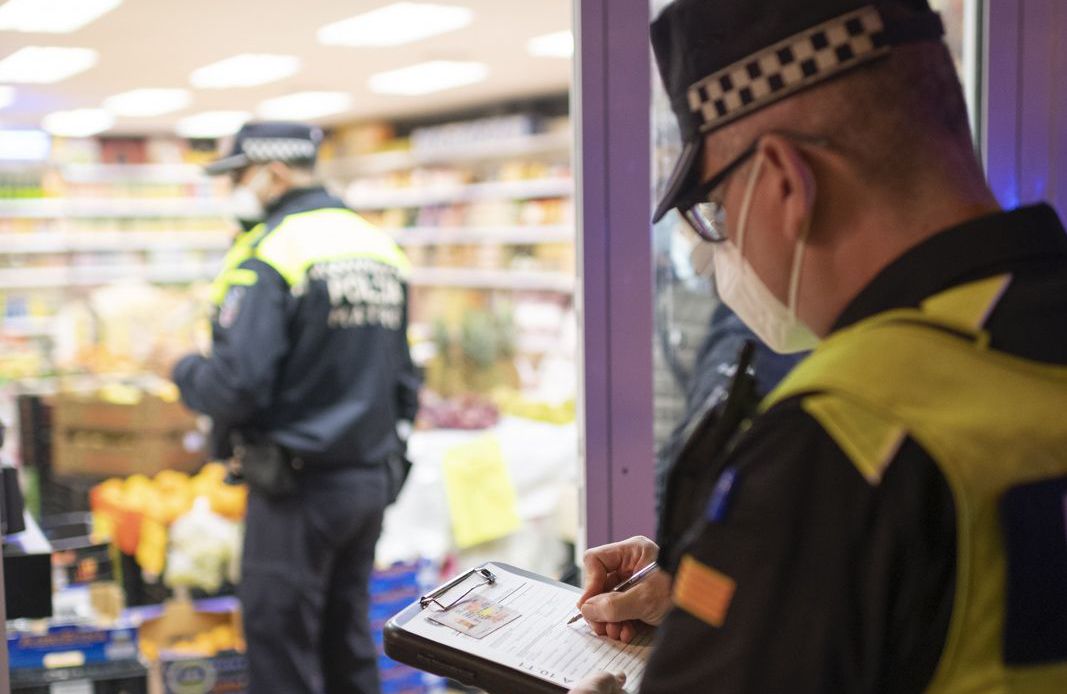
[205,122,324,176]
[651,1,946,222]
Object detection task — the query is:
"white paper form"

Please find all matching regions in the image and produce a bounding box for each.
[402,563,652,692]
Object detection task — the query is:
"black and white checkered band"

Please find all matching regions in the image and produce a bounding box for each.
[688,5,890,134]
[241,137,317,163]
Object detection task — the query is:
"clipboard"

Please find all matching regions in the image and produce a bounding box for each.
[384,562,651,694]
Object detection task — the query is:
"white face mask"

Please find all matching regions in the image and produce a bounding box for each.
[230,167,271,226]
[689,235,716,277]
[712,153,820,354]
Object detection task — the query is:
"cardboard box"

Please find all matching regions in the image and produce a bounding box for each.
[53,542,113,584]
[53,394,197,435]
[7,623,140,671]
[53,432,204,478]
[159,652,247,694]
[52,394,204,477]
[10,659,148,693]
[137,600,247,694]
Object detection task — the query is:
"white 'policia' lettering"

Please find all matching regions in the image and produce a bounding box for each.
[309,258,404,330]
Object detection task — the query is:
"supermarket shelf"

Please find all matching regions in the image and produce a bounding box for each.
[1,231,232,254]
[0,198,228,219]
[2,316,53,338]
[346,177,573,210]
[0,262,219,289]
[409,267,574,293]
[322,131,571,178]
[59,163,211,183]
[392,225,572,247]
[4,371,166,393]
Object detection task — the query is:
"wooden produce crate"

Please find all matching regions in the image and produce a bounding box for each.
[53,394,198,435]
[52,394,205,477]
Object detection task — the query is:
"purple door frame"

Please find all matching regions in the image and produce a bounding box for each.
[984,0,1067,215]
[576,0,656,549]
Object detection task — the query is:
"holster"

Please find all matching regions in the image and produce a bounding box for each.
[384,449,412,505]
[232,432,299,499]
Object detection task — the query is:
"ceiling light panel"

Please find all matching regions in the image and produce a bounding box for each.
[527,30,573,58]
[104,88,191,117]
[0,46,98,84]
[0,0,122,34]
[0,129,51,161]
[175,111,251,139]
[318,2,473,47]
[190,54,300,89]
[42,108,114,138]
[369,60,488,96]
[257,91,353,121]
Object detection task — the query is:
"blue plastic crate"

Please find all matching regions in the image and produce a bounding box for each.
[370,559,445,694]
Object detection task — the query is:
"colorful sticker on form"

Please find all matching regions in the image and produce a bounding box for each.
[429,596,522,639]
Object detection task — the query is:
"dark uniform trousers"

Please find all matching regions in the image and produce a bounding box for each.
[240,465,388,694]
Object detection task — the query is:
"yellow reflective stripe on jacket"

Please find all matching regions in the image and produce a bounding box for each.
[763,275,1067,693]
[210,224,267,306]
[254,208,411,289]
[224,268,259,287]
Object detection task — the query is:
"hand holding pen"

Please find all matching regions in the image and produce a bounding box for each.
[566,562,660,625]
[570,536,674,643]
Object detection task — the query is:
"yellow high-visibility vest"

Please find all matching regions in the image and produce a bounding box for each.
[209,208,410,307]
[764,274,1067,693]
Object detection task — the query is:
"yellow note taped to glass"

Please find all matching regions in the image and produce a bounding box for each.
[443,435,521,549]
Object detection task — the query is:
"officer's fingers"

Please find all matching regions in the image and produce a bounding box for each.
[608,536,659,573]
[605,621,624,642]
[625,535,660,568]
[608,570,674,626]
[579,559,610,603]
[619,620,640,644]
[584,593,628,624]
[581,544,626,593]
[582,586,647,624]
[578,570,621,607]
[567,671,626,694]
[583,536,658,584]
[580,537,660,607]
[586,618,609,636]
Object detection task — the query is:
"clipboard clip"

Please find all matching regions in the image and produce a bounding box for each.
[419,566,497,611]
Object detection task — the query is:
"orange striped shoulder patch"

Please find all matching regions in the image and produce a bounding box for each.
[672,554,736,628]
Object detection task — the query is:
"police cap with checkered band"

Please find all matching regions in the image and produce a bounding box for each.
[205,121,324,176]
[651,0,946,223]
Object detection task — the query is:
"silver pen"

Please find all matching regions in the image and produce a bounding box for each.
[566,561,660,625]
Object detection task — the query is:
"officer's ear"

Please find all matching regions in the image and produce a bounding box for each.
[263,160,297,199]
[266,160,292,186]
[758,134,817,245]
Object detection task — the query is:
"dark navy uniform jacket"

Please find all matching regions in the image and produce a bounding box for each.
[648,205,1067,693]
[174,186,420,467]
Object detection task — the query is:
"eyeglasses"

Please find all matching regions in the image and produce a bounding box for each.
[675,133,829,244]
[676,141,759,243]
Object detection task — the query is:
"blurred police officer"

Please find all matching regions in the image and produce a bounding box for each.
[572,1,1067,692]
[173,122,420,694]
